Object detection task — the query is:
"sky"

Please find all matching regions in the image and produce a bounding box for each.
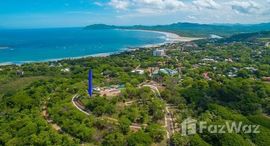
[0,0,270,28]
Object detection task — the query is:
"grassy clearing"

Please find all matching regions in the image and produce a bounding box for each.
[258,38,270,42]
[248,114,270,129]
[0,76,50,94]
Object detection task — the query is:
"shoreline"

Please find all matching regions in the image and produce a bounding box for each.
[0,29,200,66]
[119,29,202,43]
[132,29,202,43]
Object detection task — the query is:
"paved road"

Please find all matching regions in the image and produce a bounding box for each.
[72,94,90,115]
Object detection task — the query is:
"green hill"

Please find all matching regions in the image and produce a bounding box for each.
[85,22,270,37]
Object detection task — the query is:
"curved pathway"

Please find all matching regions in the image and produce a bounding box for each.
[142,84,176,139]
[72,82,178,140]
[42,98,63,132]
[72,95,144,130]
[42,106,62,131]
[142,84,161,97]
[72,94,90,116]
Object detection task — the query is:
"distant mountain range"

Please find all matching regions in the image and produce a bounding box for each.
[85,22,270,37]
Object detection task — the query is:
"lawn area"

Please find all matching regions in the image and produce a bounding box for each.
[258,37,270,42]
[0,76,50,94]
[248,114,270,129]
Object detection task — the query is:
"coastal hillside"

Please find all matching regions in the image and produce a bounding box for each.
[1,30,270,146]
[2,0,270,146]
[220,31,270,43]
[85,22,270,37]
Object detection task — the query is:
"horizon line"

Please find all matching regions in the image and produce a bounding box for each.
[1,21,270,30]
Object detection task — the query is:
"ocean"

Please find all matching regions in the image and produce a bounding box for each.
[0,28,167,64]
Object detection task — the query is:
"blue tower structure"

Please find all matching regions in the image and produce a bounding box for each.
[88,69,93,97]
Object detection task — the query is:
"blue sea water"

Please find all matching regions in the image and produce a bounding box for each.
[0,28,167,64]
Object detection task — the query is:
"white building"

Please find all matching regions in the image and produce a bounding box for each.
[61,68,70,72]
[225,58,233,63]
[131,69,145,75]
[153,68,178,76]
[153,49,166,57]
[16,70,24,76]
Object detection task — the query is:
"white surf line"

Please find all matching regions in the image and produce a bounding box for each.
[72,94,90,116]
[123,29,202,43]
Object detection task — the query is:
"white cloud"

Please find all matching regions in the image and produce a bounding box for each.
[108,0,185,12]
[229,0,260,14]
[192,0,220,10]
[106,0,270,24]
[162,0,186,10]
[136,0,185,10]
[187,15,197,20]
[94,2,103,7]
[109,0,130,10]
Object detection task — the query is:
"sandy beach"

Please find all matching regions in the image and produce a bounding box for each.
[125,29,202,49]
[122,29,202,43]
[158,31,202,42]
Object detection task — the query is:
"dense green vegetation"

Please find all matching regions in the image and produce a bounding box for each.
[0,31,270,145]
[219,31,270,43]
